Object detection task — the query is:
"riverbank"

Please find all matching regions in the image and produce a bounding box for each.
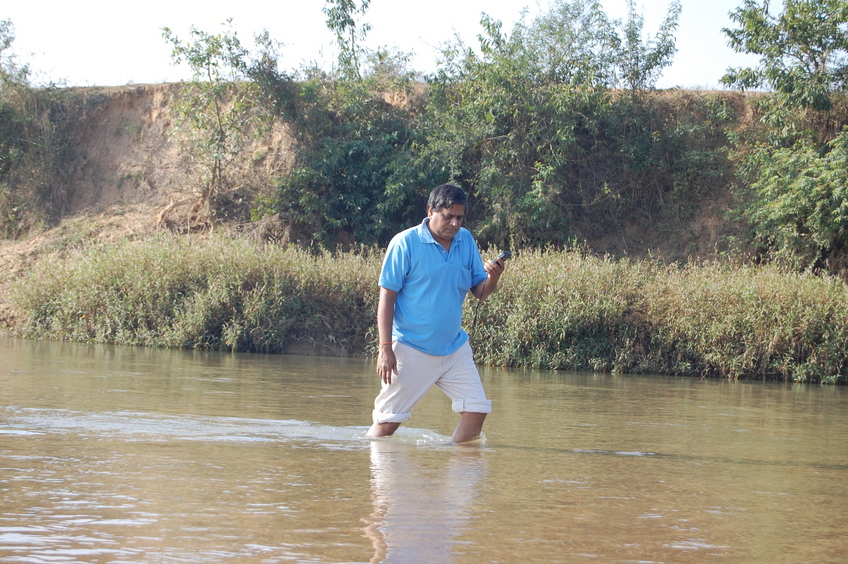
[5,233,847,384]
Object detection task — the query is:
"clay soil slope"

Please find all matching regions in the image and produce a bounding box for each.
[0,83,294,329]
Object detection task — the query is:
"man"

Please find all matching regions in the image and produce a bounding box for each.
[366,184,507,443]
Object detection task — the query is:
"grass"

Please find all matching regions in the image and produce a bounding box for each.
[7,235,848,383]
[8,233,381,355]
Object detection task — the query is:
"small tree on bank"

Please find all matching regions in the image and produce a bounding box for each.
[162,20,273,229]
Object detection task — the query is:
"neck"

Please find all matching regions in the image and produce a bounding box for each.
[427,223,453,251]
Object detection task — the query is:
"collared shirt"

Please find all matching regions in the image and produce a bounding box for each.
[379,218,488,356]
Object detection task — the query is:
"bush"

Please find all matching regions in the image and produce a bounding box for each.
[0,20,86,238]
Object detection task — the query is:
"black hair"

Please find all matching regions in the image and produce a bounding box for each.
[427,184,468,213]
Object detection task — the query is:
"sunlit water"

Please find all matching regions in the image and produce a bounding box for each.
[1,336,847,563]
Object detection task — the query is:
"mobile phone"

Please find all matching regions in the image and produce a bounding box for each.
[494,251,512,264]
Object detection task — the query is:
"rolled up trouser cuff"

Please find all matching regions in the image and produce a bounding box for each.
[451,398,493,414]
[372,409,411,424]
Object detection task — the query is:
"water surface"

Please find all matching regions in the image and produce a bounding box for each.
[1,337,846,562]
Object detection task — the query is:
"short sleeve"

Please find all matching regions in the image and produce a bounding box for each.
[378,233,409,292]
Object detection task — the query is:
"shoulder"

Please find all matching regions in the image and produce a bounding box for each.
[387,225,419,252]
[457,227,480,251]
[458,227,476,242]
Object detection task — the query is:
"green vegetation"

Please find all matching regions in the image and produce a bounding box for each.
[8,234,380,354]
[722,0,848,271]
[245,0,426,247]
[476,249,848,384]
[419,0,726,249]
[3,1,848,384]
[248,0,714,251]
[8,235,847,384]
[3,0,846,272]
[0,20,90,238]
[162,21,275,226]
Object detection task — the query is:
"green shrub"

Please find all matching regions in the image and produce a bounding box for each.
[469,249,653,372]
[645,262,848,383]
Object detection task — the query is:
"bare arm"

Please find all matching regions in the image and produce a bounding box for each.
[377,287,398,385]
[470,257,506,301]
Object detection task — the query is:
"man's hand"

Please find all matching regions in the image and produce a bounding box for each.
[484,256,506,281]
[377,345,398,385]
[472,256,507,300]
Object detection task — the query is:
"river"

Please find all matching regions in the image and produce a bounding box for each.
[1,336,846,563]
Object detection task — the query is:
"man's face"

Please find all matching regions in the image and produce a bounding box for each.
[427,203,466,246]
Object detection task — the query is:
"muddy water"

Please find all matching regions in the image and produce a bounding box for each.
[1,336,847,563]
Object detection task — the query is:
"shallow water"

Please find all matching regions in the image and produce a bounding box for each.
[1,336,847,563]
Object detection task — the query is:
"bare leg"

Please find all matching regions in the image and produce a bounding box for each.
[366,422,401,437]
[452,412,487,443]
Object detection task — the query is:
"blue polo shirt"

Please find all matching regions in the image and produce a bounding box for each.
[379,218,488,356]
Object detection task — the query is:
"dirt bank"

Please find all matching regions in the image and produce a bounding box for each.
[0,83,296,330]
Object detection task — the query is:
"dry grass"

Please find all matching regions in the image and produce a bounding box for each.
[7,237,848,383]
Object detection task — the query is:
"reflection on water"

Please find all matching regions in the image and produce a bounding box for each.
[2,336,848,563]
[364,440,487,562]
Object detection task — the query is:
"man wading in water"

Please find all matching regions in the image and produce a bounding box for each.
[365,184,507,443]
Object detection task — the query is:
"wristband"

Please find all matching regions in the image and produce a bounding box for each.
[379,342,392,346]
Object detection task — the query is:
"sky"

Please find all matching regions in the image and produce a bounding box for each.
[4,0,761,90]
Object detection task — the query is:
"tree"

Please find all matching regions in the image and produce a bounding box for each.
[741,133,848,270]
[250,2,421,248]
[515,0,681,91]
[419,0,693,249]
[518,0,621,87]
[1,20,73,238]
[162,20,273,227]
[617,0,682,91]
[0,19,29,87]
[323,0,372,79]
[722,0,848,273]
[722,0,848,111]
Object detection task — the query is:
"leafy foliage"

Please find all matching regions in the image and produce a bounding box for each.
[244,0,711,251]
[0,20,84,238]
[252,58,422,246]
[11,237,848,383]
[517,0,621,87]
[163,20,274,225]
[417,0,721,249]
[738,131,848,270]
[722,0,848,272]
[722,0,848,111]
[617,0,682,91]
[0,19,28,86]
[323,0,372,79]
[247,1,429,248]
